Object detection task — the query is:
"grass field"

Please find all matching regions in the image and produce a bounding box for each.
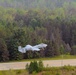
[0,66,76,75]
[8,55,76,63]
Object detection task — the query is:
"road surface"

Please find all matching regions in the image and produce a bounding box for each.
[0,59,76,70]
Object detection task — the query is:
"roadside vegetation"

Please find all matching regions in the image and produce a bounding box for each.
[2,54,75,63]
[18,54,76,61]
[0,63,76,75]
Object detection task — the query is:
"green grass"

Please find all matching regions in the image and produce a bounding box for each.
[42,66,76,75]
[1,55,76,63]
[0,69,28,75]
[0,66,76,75]
[10,55,76,62]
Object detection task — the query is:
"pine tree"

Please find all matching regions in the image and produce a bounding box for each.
[0,38,9,61]
[7,39,23,60]
[70,45,76,55]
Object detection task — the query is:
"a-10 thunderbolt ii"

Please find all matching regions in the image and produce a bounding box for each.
[18,43,47,53]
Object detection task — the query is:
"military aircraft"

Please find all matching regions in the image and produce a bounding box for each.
[18,43,47,53]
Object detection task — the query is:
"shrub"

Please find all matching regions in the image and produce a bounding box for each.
[38,60,44,71]
[62,65,75,71]
[26,63,29,70]
[26,60,44,74]
[56,73,60,75]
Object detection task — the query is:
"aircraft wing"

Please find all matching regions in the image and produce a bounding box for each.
[25,45,40,51]
[33,43,47,49]
[25,45,33,50]
[32,47,40,51]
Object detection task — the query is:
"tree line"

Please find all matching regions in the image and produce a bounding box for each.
[0,0,76,10]
[0,7,76,62]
